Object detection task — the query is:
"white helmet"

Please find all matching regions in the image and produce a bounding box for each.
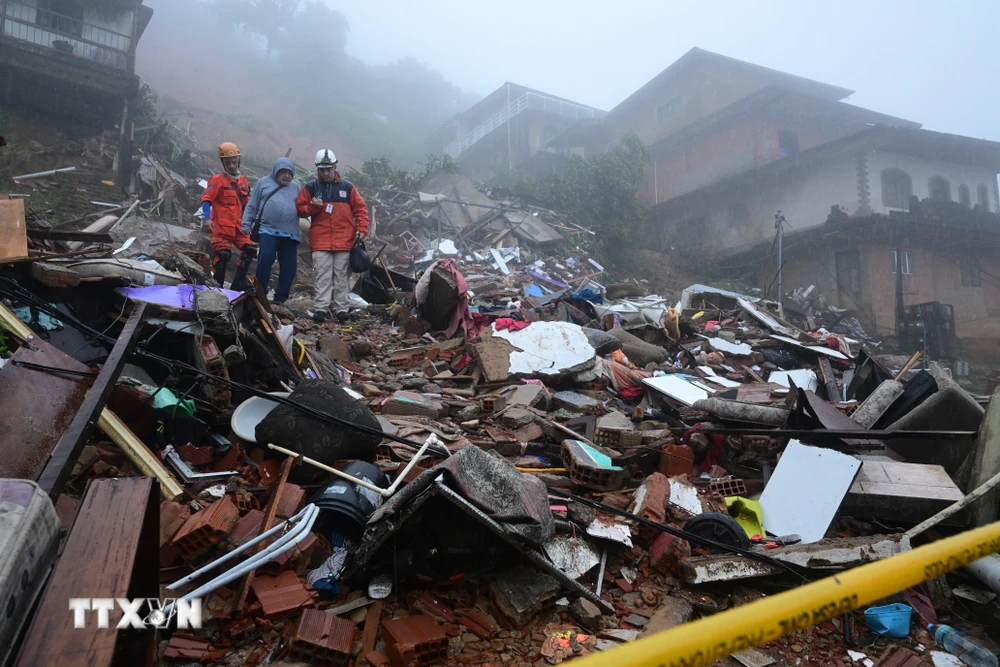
[315,149,337,168]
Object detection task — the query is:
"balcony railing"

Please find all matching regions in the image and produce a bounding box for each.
[458,91,604,154]
[0,0,134,71]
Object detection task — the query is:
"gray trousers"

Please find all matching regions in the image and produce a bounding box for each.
[312,250,351,314]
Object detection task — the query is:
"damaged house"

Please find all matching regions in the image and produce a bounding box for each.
[425,82,606,182]
[535,47,1000,346]
[0,0,154,179]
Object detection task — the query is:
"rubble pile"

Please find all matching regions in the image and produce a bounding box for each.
[1,169,999,667]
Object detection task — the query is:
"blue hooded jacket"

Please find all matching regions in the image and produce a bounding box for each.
[242,157,302,240]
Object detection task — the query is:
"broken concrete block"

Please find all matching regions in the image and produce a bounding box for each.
[552,391,601,414]
[570,598,603,631]
[638,596,693,637]
[500,407,535,429]
[692,398,789,426]
[677,534,909,584]
[506,383,546,408]
[381,391,445,418]
[842,461,964,523]
[490,321,597,379]
[490,567,560,628]
[851,380,904,428]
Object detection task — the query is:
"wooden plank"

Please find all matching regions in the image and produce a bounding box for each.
[0,198,28,260]
[15,477,159,667]
[817,358,841,402]
[356,600,384,666]
[26,229,115,243]
[37,303,146,497]
[236,456,294,610]
[0,337,93,479]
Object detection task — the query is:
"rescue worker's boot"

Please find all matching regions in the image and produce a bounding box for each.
[212,249,231,286]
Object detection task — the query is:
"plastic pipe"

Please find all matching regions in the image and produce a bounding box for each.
[966,553,1000,595]
[162,505,318,616]
[166,505,314,590]
[12,166,76,181]
[268,433,440,498]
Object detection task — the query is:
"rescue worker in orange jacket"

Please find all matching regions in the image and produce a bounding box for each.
[295,149,369,323]
[202,142,252,285]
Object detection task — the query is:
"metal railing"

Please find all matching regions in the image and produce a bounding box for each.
[458,92,604,154]
[0,0,134,71]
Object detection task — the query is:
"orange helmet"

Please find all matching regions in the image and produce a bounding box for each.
[218,142,241,159]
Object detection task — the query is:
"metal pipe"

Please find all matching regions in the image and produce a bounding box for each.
[12,167,76,181]
[162,505,318,615]
[166,505,314,590]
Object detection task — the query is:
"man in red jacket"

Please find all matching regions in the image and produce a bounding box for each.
[296,149,369,323]
[201,142,251,285]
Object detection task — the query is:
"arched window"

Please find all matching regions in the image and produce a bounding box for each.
[881,169,912,209]
[929,177,951,201]
[979,184,992,211]
[959,185,971,208]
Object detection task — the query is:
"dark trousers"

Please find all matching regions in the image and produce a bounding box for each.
[256,233,299,302]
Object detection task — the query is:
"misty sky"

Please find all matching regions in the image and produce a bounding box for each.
[330,0,998,141]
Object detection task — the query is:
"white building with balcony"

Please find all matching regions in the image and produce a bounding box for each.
[425,82,605,182]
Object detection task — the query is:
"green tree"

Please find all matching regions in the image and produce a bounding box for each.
[213,0,301,58]
[505,134,651,266]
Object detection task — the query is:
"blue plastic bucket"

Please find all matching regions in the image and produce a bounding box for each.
[864,603,912,638]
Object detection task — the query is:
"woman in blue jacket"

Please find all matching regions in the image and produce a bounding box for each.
[242,157,302,304]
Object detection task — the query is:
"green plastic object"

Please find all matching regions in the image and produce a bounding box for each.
[151,387,195,417]
[725,496,765,538]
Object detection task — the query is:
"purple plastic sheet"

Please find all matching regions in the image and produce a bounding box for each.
[116,284,241,309]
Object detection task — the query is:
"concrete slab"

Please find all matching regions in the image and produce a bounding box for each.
[843,461,964,524]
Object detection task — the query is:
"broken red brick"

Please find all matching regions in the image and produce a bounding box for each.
[232,490,260,515]
[458,610,498,638]
[251,570,317,617]
[258,459,280,486]
[288,608,355,666]
[649,531,691,575]
[616,579,634,593]
[215,444,246,472]
[480,395,506,414]
[382,615,448,667]
[413,591,456,624]
[274,483,305,520]
[366,650,391,667]
[228,509,265,548]
[54,495,78,530]
[163,634,212,660]
[159,500,191,546]
[388,348,427,370]
[171,495,239,558]
[177,444,214,466]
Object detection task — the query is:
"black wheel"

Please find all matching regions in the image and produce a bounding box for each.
[683,512,751,552]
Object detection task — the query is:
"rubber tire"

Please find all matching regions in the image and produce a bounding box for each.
[683,512,752,552]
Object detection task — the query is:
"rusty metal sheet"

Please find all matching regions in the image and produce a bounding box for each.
[0,337,92,479]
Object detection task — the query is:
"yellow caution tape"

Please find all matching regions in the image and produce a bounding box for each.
[572,521,1000,667]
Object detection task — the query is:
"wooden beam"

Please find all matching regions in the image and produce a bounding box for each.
[15,477,159,667]
[817,358,840,402]
[236,455,294,610]
[37,303,146,497]
[356,600,383,666]
[98,409,184,500]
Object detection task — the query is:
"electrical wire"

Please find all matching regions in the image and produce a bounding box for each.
[0,277,806,564]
